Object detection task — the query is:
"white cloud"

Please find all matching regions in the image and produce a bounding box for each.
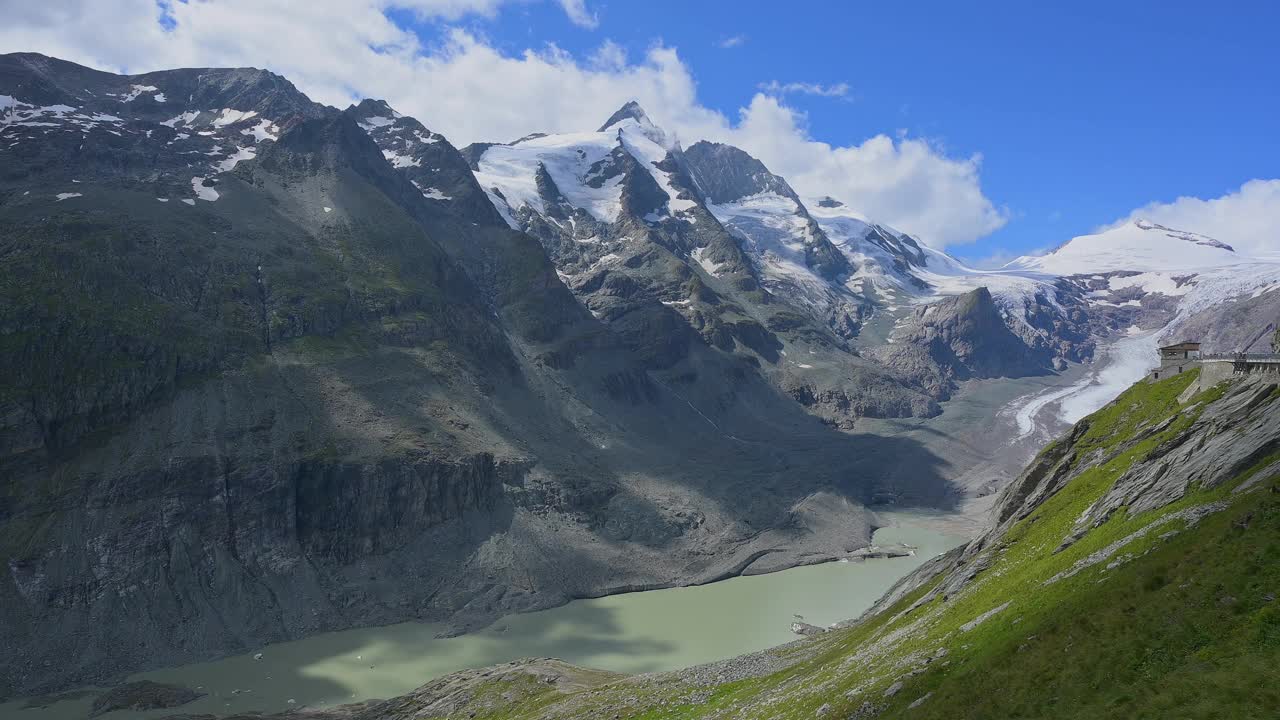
[1103,179,1280,257]
[0,0,1005,247]
[718,35,747,49]
[757,80,851,98]
[395,0,513,20]
[706,96,1008,247]
[557,0,599,29]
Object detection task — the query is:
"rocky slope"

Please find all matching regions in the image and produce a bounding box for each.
[459,101,945,424]
[0,53,959,698]
[871,287,1055,401]
[262,367,1280,719]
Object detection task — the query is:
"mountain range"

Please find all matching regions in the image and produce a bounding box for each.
[1,52,1278,699]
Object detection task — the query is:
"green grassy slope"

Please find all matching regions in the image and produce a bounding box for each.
[363,371,1279,720]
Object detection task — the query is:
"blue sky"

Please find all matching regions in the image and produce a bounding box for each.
[424,0,1280,263]
[5,0,1277,262]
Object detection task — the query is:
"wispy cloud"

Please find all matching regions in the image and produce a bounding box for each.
[557,0,599,29]
[758,80,851,98]
[718,34,747,49]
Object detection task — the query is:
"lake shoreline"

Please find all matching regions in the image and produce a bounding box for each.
[1,521,963,720]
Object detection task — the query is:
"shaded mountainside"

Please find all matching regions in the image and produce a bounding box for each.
[291,370,1280,719]
[0,55,962,698]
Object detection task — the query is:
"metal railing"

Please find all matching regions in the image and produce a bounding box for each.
[1201,353,1280,362]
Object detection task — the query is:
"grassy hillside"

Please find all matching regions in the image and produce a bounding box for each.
[349,371,1280,719]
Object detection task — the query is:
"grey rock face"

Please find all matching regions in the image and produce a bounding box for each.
[683,140,851,282]
[1073,378,1280,531]
[346,98,505,226]
[0,52,327,202]
[873,287,1053,400]
[1161,287,1280,352]
[683,140,799,205]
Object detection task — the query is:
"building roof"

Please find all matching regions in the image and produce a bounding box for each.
[1159,341,1201,351]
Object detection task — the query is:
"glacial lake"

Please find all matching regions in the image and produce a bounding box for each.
[3,522,962,720]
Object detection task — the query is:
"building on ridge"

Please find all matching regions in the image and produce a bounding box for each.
[1150,341,1200,381]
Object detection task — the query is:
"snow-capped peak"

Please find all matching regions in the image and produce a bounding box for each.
[1130,219,1235,251]
[1004,219,1239,276]
[599,100,670,148]
[598,100,652,132]
[471,99,698,228]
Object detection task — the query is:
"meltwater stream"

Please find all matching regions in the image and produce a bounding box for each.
[4,524,962,720]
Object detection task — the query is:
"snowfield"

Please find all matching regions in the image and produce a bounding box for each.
[476,130,623,225]
[474,110,693,229]
[1005,219,1239,275]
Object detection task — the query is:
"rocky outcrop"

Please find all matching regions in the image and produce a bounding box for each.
[785,375,941,426]
[1159,287,1280,352]
[683,141,798,206]
[894,372,1280,614]
[873,287,1052,400]
[346,99,507,226]
[1067,378,1279,533]
[791,621,828,636]
[683,141,854,297]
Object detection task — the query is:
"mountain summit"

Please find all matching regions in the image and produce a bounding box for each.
[1005,218,1239,275]
[597,99,652,132]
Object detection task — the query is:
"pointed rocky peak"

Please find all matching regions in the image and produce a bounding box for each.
[349,97,398,116]
[598,100,651,132]
[683,140,797,204]
[346,98,407,134]
[599,100,670,148]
